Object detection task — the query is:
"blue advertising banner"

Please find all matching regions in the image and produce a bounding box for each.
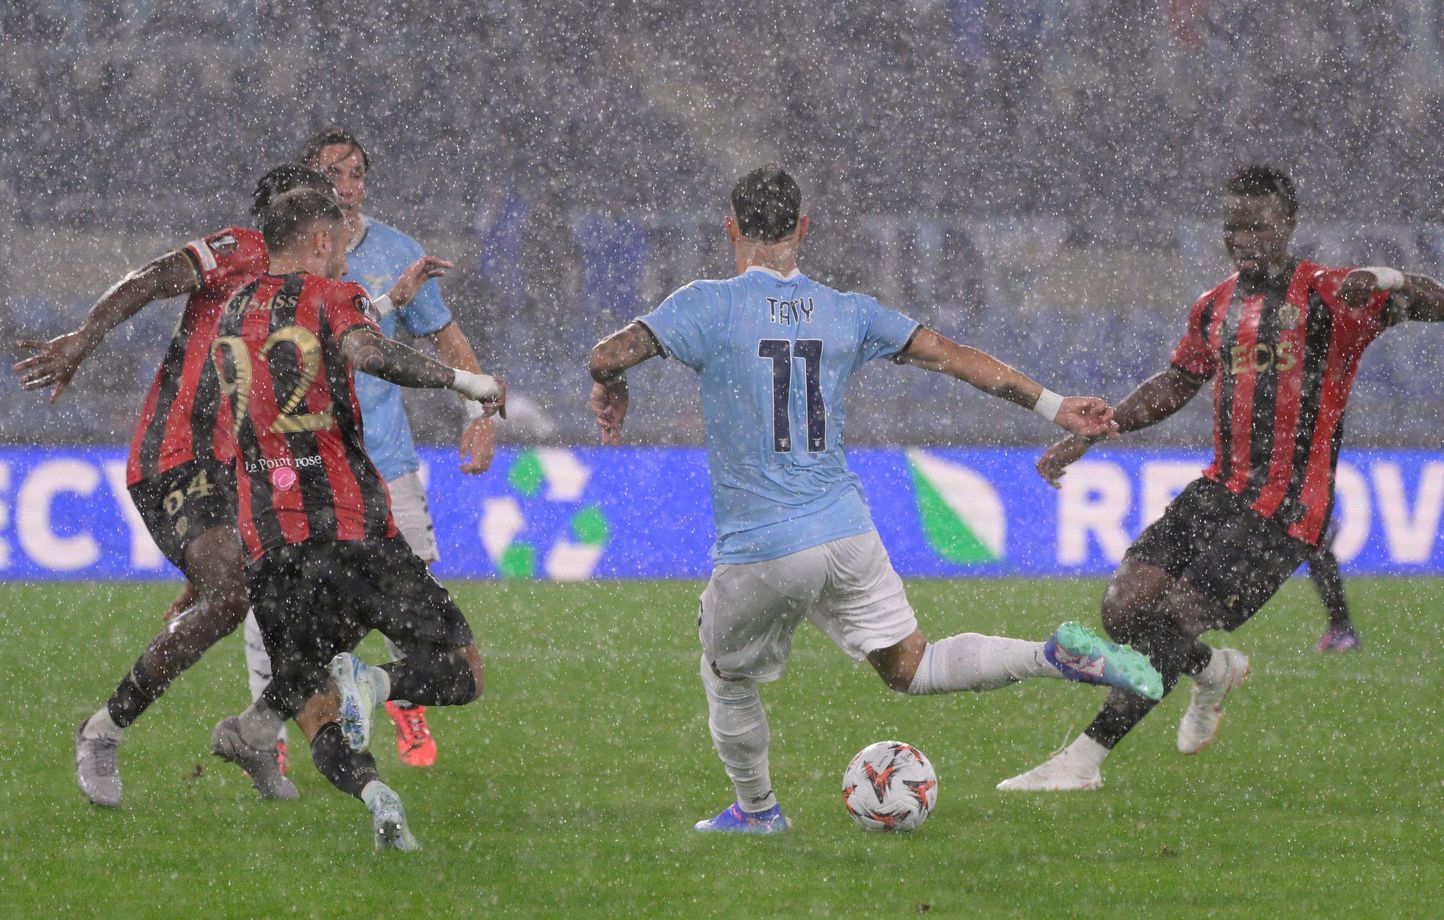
[0,446,1442,581]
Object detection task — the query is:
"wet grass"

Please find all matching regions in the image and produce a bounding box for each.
[2,577,1441,918]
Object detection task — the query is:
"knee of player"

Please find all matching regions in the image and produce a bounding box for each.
[189,569,249,627]
[207,588,250,628]
[1099,590,1139,641]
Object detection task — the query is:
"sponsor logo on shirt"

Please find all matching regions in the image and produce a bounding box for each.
[245,455,323,476]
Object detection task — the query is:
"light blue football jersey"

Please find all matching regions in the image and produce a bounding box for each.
[639,266,920,564]
[343,215,453,482]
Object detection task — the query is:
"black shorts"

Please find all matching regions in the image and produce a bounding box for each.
[127,460,237,571]
[1126,477,1311,631]
[247,536,474,715]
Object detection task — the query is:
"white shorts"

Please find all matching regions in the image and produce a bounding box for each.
[699,531,918,682]
[386,470,440,563]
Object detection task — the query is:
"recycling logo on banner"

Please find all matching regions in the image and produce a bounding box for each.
[905,448,1005,564]
[478,449,609,580]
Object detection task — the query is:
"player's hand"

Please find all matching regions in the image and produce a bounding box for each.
[591,379,629,446]
[1036,434,1093,488]
[1054,396,1119,442]
[452,373,506,419]
[13,331,93,402]
[387,255,454,309]
[459,414,496,474]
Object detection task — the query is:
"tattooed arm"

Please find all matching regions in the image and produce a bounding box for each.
[588,321,663,445]
[341,325,504,409]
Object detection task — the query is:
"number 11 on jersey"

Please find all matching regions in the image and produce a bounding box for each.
[758,338,826,453]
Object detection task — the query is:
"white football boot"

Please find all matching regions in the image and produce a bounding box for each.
[329,652,383,753]
[363,782,420,851]
[1177,648,1251,755]
[996,750,1103,792]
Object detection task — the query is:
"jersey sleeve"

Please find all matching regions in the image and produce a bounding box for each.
[1169,288,1220,380]
[392,233,453,337]
[857,294,921,362]
[324,281,383,341]
[637,283,714,370]
[180,227,267,290]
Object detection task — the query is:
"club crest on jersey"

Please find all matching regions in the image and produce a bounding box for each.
[207,233,239,256]
[1278,302,1302,326]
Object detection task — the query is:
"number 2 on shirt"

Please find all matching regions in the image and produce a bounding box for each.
[213,327,334,436]
[758,339,826,453]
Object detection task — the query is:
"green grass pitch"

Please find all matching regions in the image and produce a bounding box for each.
[3,578,1441,918]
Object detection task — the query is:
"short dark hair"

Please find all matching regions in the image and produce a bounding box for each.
[299,126,370,172]
[731,164,801,243]
[261,188,343,252]
[1225,165,1297,219]
[251,164,334,216]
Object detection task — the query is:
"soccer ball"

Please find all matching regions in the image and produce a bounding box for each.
[841,741,938,832]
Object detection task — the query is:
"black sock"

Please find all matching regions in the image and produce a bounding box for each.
[1084,623,1214,749]
[380,649,476,707]
[1084,690,1162,750]
[1309,552,1351,627]
[105,658,170,729]
[309,723,381,799]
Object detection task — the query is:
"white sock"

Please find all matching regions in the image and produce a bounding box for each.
[907,633,1058,694]
[382,636,410,707]
[700,655,776,813]
[1061,734,1110,769]
[242,610,287,746]
[1196,648,1227,686]
[83,707,123,741]
[368,663,392,704]
[360,780,388,805]
[236,700,285,750]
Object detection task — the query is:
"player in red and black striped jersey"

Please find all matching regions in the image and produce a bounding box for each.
[999,165,1444,791]
[206,188,502,849]
[13,165,451,809]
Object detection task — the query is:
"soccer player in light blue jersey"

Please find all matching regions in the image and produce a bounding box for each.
[239,128,502,769]
[589,165,1165,833]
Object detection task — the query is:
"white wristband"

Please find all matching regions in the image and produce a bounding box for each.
[1361,267,1405,291]
[449,369,500,403]
[371,294,396,318]
[1033,389,1064,423]
[463,397,489,423]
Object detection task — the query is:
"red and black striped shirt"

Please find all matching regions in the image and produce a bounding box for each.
[126,227,268,486]
[211,271,396,561]
[1171,259,1399,546]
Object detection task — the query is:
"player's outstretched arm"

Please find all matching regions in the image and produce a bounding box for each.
[896,328,1119,441]
[341,325,505,414]
[1340,266,1444,322]
[589,321,662,446]
[1036,366,1203,487]
[13,250,197,401]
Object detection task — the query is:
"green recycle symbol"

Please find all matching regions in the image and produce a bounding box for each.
[491,449,609,580]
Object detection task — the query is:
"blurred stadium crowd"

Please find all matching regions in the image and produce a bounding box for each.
[4,0,1444,446]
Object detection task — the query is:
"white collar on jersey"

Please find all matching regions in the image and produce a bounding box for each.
[743,265,801,281]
